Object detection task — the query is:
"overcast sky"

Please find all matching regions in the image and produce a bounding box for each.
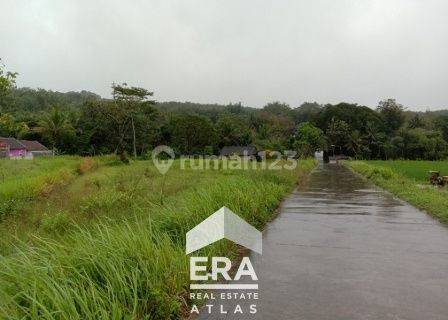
[1,0,447,110]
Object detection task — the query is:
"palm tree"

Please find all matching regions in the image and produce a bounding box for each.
[345,130,363,158]
[37,107,73,152]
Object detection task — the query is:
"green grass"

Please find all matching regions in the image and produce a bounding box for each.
[0,157,316,319]
[360,160,448,182]
[345,160,448,224]
[0,156,83,217]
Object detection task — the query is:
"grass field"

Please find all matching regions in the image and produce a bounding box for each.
[346,160,448,224]
[0,157,316,319]
[360,160,448,182]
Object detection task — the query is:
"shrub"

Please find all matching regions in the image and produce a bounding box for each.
[76,157,98,175]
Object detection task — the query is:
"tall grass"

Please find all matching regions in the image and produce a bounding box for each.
[0,157,82,217]
[0,158,316,319]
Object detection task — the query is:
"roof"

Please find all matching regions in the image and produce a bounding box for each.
[19,140,49,152]
[220,146,257,156]
[0,137,26,150]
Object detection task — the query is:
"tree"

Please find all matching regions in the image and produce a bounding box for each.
[0,113,29,138]
[86,83,155,161]
[0,60,18,112]
[293,122,326,157]
[37,107,74,151]
[168,113,216,154]
[344,130,363,158]
[377,99,405,134]
[326,117,351,154]
[262,102,292,117]
[216,113,252,147]
[408,114,425,129]
[396,128,448,160]
[111,83,155,158]
[434,116,448,142]
[390,136,405,159]
[315,103,382,133]
[291,102,321,124]
[363,121,386,159]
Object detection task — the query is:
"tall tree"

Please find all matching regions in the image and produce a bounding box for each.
[293,122,326,157]
[377,99,405,134]
[344,130,363,158]
[0,60,18,112]
[111,83,155,158]
[326,117,351,154]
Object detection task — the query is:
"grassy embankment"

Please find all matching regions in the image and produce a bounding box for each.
[346,160,448,223]
[0,157,316,319]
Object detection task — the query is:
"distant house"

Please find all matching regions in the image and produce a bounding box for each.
[0,137,27,159]
[19,140,53,158]
[220,146,258,160]
[0,137,52,159]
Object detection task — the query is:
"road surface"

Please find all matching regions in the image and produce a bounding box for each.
[198,163,448,319]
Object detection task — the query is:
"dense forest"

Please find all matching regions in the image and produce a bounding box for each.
[1,62,448,160]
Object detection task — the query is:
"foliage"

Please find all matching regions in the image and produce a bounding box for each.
[293,122,326,157]
[0,158,316,319]
[167,113,216,154]
[326,117,351,152]
[37,107,75,151]
[216,113,253,147]
[291,102,321,123]
[434,116,448,142]
[1,60,448,160]
[377,99,405,134]
[408,114,425,129]
[0,113,29,137]
[0,60,18,112]
[262,101,292,117]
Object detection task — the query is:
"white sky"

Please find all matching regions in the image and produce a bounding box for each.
[1,0,447,110]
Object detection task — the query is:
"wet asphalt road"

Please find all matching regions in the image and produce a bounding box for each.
[198,163,448,320]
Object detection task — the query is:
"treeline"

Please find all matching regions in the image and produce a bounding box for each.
[1,62,448,160]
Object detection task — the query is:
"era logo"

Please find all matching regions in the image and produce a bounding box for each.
[190,256,258,281]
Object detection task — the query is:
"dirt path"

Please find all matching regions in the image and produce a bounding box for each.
[199,163,448,319]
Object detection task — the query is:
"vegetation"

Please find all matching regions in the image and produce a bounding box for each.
[0,157,316,319]
[0,58,447,317]
[1,61,448,161]
[353,160,448,182]
[346,161,448,224]
[0,157,81,223]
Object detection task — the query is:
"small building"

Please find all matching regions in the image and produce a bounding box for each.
[220,146,258,160]
[19,140,53,158]
[0,137,27,159]
[0,137,52,159]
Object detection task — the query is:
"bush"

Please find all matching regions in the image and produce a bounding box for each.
[76,157,98,175]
